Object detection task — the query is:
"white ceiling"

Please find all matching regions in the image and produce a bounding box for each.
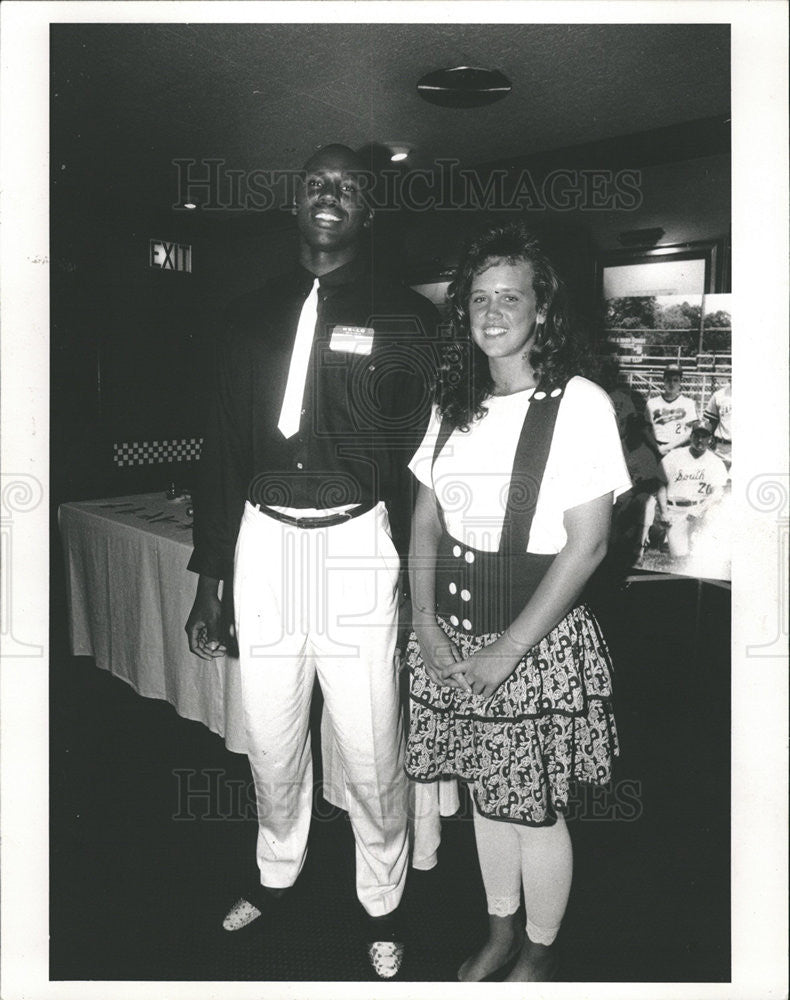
[52,21,730,213]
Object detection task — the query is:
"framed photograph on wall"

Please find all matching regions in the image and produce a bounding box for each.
[598,237,729,299]
[597,240,732,582]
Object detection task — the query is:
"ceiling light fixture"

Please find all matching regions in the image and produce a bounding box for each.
[417,66,512,108]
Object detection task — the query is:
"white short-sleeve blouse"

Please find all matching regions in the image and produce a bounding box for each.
[408,375,631,554]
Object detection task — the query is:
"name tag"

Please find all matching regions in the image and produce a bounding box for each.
[329,325,374,355]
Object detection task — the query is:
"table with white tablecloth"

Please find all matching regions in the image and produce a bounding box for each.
[58,492,248,752]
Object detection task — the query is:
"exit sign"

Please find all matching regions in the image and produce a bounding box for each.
[150,239,191,273]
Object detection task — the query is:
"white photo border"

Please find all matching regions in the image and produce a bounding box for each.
[1,3,787,999]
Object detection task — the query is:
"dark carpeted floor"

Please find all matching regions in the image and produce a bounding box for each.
[49,561,731,983]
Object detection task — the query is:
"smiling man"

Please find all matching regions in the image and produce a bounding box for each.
[644,364,699,457]
[185,144,438,978]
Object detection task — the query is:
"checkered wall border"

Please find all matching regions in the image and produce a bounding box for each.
[113,438,203,467]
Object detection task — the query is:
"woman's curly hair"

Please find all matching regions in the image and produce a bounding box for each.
[438,222,587,430]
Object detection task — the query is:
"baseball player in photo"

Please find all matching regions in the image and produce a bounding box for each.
[703,380,732,471]
[644,364,699,457]
[656,421,728,558]
[609,384,637,439]
[615,413,662,559]
[599,355,638,438]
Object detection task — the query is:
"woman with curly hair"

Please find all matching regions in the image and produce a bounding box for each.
[405,222,630,981]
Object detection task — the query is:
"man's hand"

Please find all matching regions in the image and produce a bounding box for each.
[185,576,227,660]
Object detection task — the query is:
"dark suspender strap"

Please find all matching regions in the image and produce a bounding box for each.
[430,380,568,549]
[499,380,569,555]
[431,415,456,472]
[430,414,456,528]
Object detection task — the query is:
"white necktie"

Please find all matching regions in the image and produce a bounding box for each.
[277,279,319,438]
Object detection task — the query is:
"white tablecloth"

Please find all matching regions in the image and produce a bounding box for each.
[58,492,247,753]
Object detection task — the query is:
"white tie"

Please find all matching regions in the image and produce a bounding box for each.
[277,279,319,438]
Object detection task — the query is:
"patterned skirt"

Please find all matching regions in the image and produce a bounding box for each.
[405,605,619,826]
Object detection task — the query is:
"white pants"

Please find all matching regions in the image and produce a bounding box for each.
[665,502,704,557]
[324,744,460,872]
[233,501,409,916]
[409,779,461,870]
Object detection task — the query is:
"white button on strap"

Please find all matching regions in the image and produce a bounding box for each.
[550,387,562,397]
[465,551,475,563]
[452,544,462,557]
[450,615,459,627]
[461,589,471,602]
[462,619,472,631]
[533,390,546,400]
[448,582,457,595]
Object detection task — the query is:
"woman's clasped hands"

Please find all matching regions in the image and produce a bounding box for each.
[412,619,468,690]
[414,618,524,699]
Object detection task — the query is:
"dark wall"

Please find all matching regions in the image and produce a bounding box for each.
[51,123,730,506]
[51,207,215,503]
[50,177,320,503]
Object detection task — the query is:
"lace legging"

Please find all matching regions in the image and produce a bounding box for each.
[473,810,572,946]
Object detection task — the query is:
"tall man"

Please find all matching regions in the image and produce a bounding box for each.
[644,364,698,457]
[185,144,438,978]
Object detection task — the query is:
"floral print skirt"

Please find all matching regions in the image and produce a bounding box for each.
[405,605,619,826]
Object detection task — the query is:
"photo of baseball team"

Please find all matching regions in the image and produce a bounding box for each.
[606,364,731,580]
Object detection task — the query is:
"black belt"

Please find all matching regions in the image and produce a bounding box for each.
[667,499,701,508]
[255,500,376,529]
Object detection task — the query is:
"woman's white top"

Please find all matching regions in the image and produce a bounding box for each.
[409,375,631,554]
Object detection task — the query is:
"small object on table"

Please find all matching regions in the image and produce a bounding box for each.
[166,481,178,500]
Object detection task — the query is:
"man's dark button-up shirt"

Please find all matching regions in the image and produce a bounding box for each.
[188,255,440,581]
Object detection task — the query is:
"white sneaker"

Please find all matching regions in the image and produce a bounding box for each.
[222,897,263,931]
[367,939,405,979]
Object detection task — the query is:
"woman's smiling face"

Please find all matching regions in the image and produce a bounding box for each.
[468,258,546,362]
